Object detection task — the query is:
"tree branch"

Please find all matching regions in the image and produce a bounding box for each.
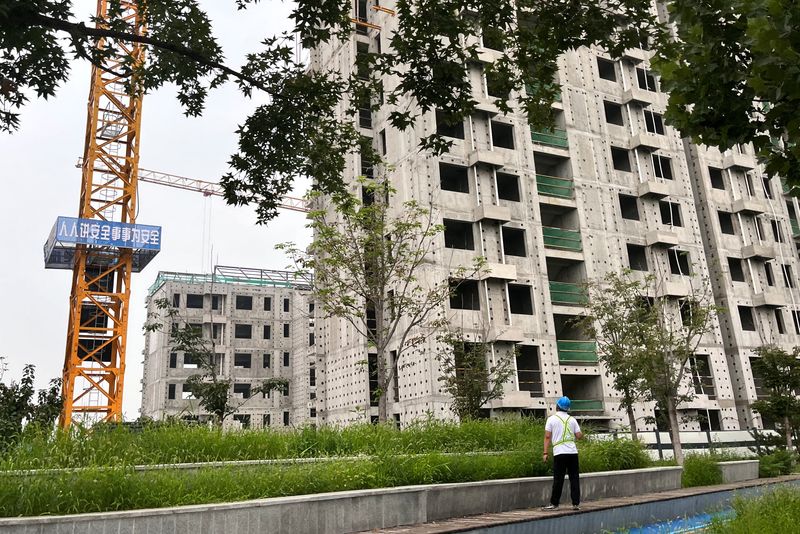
[32,13,277,96]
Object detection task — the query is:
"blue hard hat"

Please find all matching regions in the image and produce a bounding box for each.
[557,396,571,411]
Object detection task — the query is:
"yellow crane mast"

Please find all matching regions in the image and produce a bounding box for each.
[49,0,148,427]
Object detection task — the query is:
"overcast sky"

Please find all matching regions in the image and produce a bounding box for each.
[0,1,311,418]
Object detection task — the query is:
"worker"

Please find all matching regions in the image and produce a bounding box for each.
[542,396,583,510]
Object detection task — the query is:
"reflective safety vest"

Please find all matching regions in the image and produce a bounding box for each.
[552,414,576,447]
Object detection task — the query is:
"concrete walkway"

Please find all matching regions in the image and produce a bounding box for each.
[364,474,800,533]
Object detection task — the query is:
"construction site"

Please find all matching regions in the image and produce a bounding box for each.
[1,0,798,439]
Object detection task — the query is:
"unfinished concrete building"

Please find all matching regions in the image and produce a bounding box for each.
[141,267,317,428]
[311,0,800,432]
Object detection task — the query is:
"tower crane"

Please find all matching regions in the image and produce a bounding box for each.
[43,0,387,428]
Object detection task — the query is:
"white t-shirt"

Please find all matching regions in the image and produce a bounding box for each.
[545,411,581,455]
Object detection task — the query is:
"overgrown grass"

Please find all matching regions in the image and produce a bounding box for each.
[0,419,544,470]
[707,487,800,533]
[682,454,723,488]
[0,420,653,517]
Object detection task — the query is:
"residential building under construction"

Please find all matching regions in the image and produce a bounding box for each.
[140,267,317,428]
[307,0,800,433]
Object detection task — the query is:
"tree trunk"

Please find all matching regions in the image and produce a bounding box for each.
[785,415,793,450]
[665,396,684,465]
[626,403,639,441]
[375,303,388,423]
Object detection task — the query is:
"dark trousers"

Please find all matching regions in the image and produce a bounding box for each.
[550,453,580,506]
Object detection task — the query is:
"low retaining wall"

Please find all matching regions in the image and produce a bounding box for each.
[718,460,759,484]
[0,467,681,534]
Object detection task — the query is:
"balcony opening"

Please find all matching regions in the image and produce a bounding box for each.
[233,383,251,399]
[235,295,253,310]
[627,244,648,271]
[560,374,604,407]
[440,162,469,193]
[534,152,571,178]
[540,203,579,231]
[183,354,199,369]
[611,146,632,172]
[659,200,683,227]
[546,257,586,285]
[449,279,481,310]
[652,154,673,180]
[517,345,543,395]
[744,172,757,197]
[502,227,527,257]
[698,409,722,431]
[232,414,251,429]
[508,284,534,315]
[709,167,725,190]
[644,110,665,134]
[186,294,203,309]
[619,194,640,221]
[771,220,784,243]
[738,306,756,331]
[763,177,774,199]
[497,172,520,201]
[718,211,735,234]
[668,249,691,276]
[443,219,475,250]
[636,67,658,91]
[765,262,775,286]
[234,353,252,369]
[782,264,796,288]
[491,121,515,149]
[481,25,505,51]
[597,57,617,81]
[436,109,465,139]
[728,257,745,282]
[604,101,624,126]
[775,309,786,334]
[485,68,509,99]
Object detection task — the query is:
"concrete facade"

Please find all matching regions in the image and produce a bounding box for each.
[141,267,317,429]
[310,0,800,432]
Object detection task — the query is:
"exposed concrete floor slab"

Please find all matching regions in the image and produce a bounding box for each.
[363,474,800,533]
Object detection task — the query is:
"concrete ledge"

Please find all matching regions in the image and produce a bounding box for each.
[719,460,759,484]
[0,467,681,534]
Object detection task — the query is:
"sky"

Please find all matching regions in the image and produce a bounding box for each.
[0,1,310,418]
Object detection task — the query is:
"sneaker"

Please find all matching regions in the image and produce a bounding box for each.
[572,504,581,510]
[542,504,559,511]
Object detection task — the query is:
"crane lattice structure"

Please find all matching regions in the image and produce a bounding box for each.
[58,0,146,427]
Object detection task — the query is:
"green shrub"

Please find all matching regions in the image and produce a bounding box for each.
[758,450,794,478]
[681,454,723,488]
[708,487,800,533]
[579,438,650,472]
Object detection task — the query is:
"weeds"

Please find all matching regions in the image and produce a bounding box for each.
[707,487,800,533]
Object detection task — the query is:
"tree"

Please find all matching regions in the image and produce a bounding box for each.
[279,180,483,422]
[575,271,651,440]
[3,1,661,222]
[436,329,515,421]
[580,273,721,464]
[144,299,287,427]
[0,357,62,449]
[750,345,800,451]
[654,0,800,185]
